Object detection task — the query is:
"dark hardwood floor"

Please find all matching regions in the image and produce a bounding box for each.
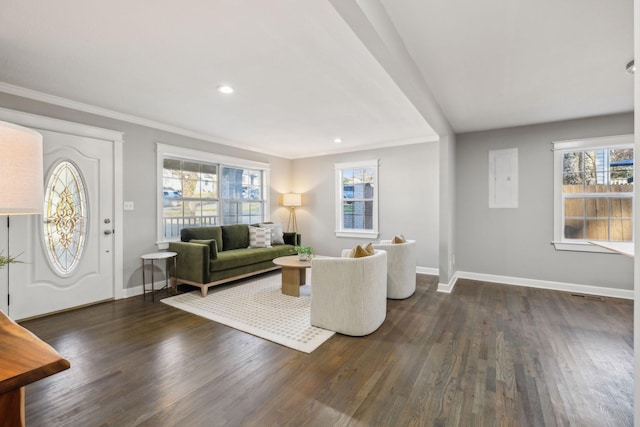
[19,274,632,426]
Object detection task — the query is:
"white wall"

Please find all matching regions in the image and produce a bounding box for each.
[0,93,293,291]
[456,113,634,291]
[291,142,439,271]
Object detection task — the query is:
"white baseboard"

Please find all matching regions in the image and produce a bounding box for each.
[123,280,170,299]
[437,271,458,293]
[417,266,438,275]
[456,271,633,300]
[123,269,632,301]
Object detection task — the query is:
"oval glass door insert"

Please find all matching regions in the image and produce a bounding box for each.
[43,160,88,276]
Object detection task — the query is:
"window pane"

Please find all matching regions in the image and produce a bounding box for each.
[43,161,88,276]
[585,198,609,218]
[202,202,218,226]
[610,198,632,218]
[557,140,633,245]
[564,198,584,218]
[162,159,221,238]
[585,219,609,240]
[564,219,584,239]
[562,152,583,185]
[610,220,633,242]
[342,201,373,230]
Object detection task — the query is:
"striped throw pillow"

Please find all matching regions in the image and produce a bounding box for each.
[249,226,272,248]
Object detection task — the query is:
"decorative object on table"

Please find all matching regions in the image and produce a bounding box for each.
[162,272,335,353]
[374,239,417,299]
[282,192,302,232]
[294,245,314,261]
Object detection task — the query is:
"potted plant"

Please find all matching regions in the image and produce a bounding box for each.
[294,245,314,261]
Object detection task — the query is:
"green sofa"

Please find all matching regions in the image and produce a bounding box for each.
[169,224,300,296]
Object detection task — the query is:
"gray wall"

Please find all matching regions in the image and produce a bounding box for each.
[456,112,634,290]
[291,142,439,270]
[0,93,292,290]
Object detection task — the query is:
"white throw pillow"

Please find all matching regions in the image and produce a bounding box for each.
[259,222,285,245]
[248,226,272,248]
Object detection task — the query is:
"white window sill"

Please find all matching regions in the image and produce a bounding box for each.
[335,230,379,239]
[552,240,633,255]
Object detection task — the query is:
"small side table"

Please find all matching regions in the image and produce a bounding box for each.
[141,252,177,301]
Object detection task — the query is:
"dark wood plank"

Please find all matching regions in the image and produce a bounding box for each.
[0,312,69,395]
[18,274,633,426]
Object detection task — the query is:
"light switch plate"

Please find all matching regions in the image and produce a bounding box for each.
[124,201,134,211]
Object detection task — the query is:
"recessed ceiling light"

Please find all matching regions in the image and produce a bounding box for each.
[217,85,234,94]
[334,138,343,143]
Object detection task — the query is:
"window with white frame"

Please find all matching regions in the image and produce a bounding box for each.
[552,135,633,252]
[157,144,270,242]
[335,160,379,238]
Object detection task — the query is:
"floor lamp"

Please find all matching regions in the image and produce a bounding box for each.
[0,121,67,427]
[0,121,44,268]
[283,193,301,233]
[0,121,44,215]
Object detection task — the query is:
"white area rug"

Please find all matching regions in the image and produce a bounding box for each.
[161,272,335,353]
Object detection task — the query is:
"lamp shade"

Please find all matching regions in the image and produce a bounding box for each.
[283,193,302,207]
[0,121,44,214]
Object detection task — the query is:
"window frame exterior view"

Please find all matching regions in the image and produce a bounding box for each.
[334,159,379,238]
[552,134,634,253]
[156,144,270,241]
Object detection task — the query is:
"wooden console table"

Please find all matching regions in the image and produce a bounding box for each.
[0,311,70,427]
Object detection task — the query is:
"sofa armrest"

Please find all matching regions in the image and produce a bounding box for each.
[168,242,210,284]
[283,233,301,246]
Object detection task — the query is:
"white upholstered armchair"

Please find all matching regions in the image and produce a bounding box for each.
[310,250,387,336]
[372,239,416,299]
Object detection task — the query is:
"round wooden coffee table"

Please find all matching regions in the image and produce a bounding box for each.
[272,255,312,297]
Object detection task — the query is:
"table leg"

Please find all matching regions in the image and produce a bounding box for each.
[151,260,155,302]
[281,267,305,297]
[142,259,146,300]
[171,256,177,295]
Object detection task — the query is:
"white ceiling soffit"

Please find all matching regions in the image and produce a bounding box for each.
[0,0,438,159]
[379,0,634,134]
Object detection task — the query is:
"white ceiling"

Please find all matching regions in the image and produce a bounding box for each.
[0,0,633,159]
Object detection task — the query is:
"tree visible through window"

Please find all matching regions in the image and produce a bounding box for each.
[553,135,633,251]
[158,146,269,241]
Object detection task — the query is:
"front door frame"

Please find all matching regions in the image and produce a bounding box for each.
[0,107,124,301]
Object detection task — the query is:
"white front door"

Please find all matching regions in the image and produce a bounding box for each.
[9,129,115,320]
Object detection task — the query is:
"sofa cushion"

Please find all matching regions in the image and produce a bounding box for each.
[249,226,271,248]
[181,226,223,252]
[392,234,406,244]
[190,239,218,260]
[347,244,374,258]
[259,222,285,245]
[222,224,250,250]
[211,245,295,271]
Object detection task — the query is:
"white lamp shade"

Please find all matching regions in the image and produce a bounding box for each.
[283,193,302,207]
[0,121,44,214]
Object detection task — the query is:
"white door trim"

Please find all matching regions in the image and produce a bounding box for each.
[0,107,125,299]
